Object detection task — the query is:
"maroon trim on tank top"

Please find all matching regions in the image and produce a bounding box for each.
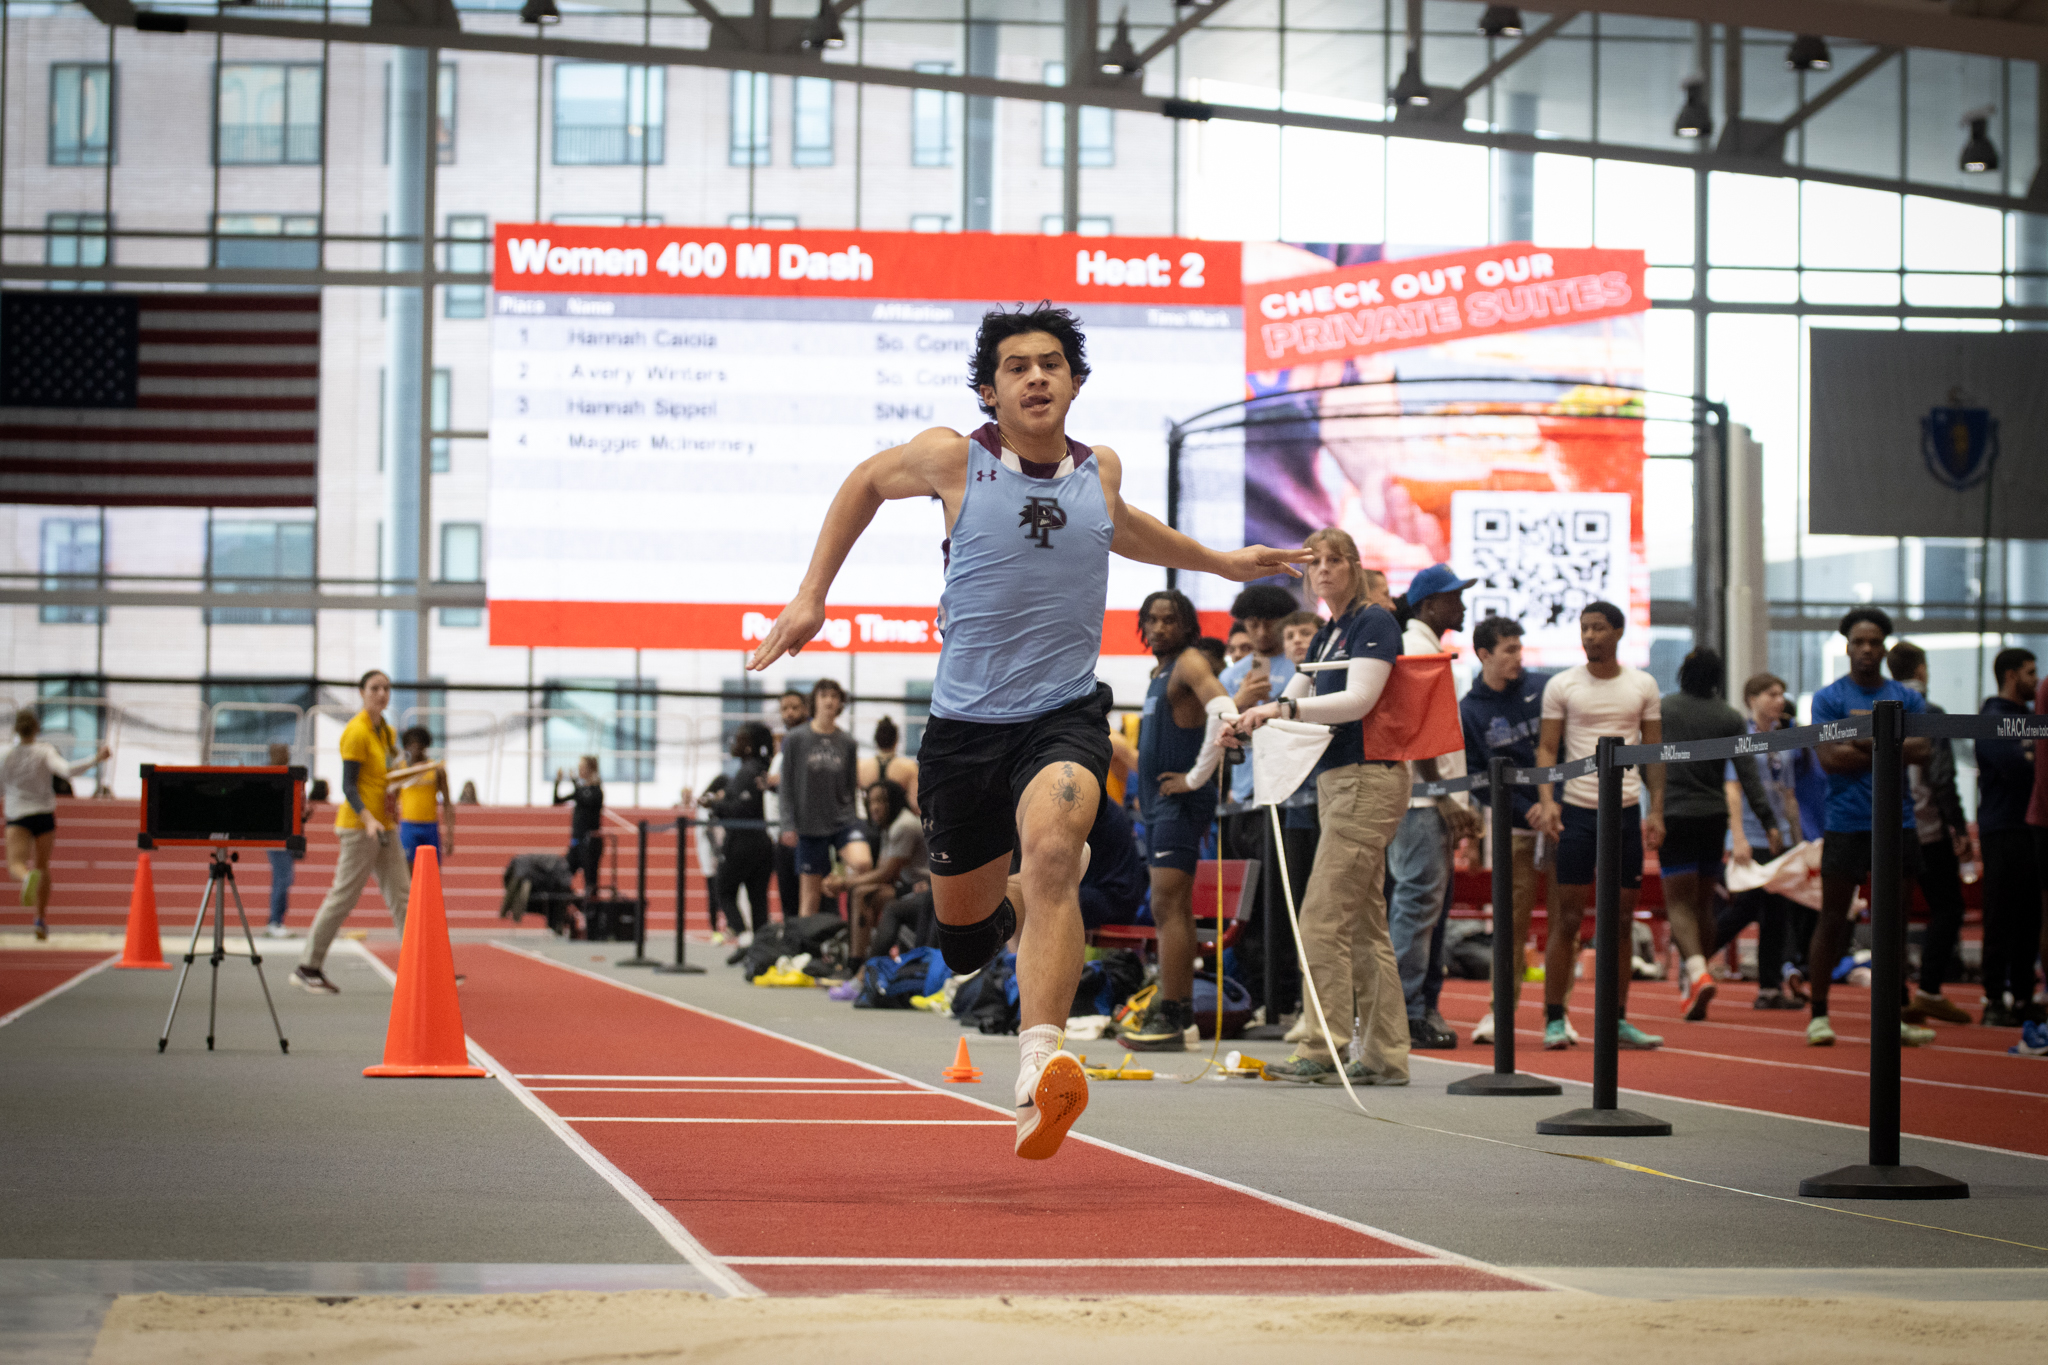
[969,422,1093,478]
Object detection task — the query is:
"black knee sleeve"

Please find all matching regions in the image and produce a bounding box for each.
[937,897,1016,975]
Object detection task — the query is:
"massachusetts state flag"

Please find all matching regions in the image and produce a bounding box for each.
[0,291,318,506]
[1359,654,1465,763]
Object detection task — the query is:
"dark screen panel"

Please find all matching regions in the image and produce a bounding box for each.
[149,770,297,842]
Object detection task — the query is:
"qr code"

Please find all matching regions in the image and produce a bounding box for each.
[1450,491,1630,644]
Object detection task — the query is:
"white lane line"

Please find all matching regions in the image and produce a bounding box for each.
[722,1257,1451,1268]
[1404,1052,2048,1164]
[490,942,1547,1290]
[347,941,761,1299]
[0,954,118,1029]
[564,1116,1011,1126]
[514,1073,911,1085]
[1474,1020,2046,1100]
[528,1086,940,1095]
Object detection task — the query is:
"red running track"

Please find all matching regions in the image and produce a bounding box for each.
[0,949,113,1020]
[408,943,1539,1298]
[1434,976,2048,1157]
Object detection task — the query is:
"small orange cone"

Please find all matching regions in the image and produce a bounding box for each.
[943,1036,982,1083]
[364,846,486,1078]
[115,855,171,970]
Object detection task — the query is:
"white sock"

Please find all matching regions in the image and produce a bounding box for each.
[1016,1024,1064,1103]
[1684,954,1707,984]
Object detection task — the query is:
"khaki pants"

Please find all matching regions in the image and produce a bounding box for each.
[1297,762,1410,1076]
[302,827,409,971]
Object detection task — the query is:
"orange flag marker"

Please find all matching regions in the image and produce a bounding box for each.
[943,1036,982,1083]
[116,854,172,970]
[364,845,487,1078]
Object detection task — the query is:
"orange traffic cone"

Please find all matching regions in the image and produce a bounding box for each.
[943,1036,982,1083]
[364,846,486,1078]
[116,854,171,970]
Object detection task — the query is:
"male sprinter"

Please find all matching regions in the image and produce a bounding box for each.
[1530,601,1665,1051]
[1459,615,1547,1044]
[747,305,1305,1159]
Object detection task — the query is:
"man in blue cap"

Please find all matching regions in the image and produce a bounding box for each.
[1391,563,1482,1049]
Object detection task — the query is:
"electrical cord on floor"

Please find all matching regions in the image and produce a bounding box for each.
[1262,805,2048,1257]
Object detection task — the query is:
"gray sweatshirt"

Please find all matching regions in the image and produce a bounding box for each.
[779,725,860,838]
[1659,690,1774,828]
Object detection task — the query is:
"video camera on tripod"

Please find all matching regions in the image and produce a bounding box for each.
[138,764,307,1054]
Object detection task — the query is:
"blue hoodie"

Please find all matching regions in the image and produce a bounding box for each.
[1461,669,1551,830]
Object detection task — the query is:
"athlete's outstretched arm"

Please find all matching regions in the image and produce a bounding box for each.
[748,428,963,670]
[1095,446,1309,583]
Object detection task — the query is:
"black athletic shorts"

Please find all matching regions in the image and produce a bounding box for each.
[917,682,1114,877]
[1820,828,1924,884]
[1659,814,1728,877]
[1555,803,1642,889]
[6,812,55,838]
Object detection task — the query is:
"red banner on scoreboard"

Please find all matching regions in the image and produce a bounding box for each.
[1243,243,1647,371]
[490,600,1232,657]
[492,224,1243,307]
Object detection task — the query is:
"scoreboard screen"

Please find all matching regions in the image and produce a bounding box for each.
[487,226,1244,655]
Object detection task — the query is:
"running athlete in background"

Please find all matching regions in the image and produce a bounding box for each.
[747,304,1305,1160]
[3,709,111,939]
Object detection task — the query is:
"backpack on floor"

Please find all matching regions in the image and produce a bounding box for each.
[951,951,1020,1035]
[854,946,949,1009]
[1071,949,1145,1019]
[737,913,849,978]
[1190,973,1254,1040]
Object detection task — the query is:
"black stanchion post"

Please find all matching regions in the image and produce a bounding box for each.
[1800,699,1966,1199]
[1451,757,1559,1095]
[1539,736,1670,1135]
[655,816,704,976]
[616,819,658,967]
[1242,806,1287,1040]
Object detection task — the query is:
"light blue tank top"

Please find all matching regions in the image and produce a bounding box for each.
[929,424,1114,724]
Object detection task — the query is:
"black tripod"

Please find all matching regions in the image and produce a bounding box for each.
[159,848,289,1054]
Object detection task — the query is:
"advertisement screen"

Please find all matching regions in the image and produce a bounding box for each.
[486,225,1243,654]
[1232,242,1652,667]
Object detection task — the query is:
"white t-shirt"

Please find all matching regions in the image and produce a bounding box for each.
[1,742,71,820]
[1541,665,1661,810]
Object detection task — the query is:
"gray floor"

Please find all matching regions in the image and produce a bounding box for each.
[3,934,2044,1363]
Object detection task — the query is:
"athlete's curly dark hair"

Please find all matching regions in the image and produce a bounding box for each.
[970,303,1091,417]
[1137,588,1200,650]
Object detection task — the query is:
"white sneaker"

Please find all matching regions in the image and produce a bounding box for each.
[1014,1052,1088,1161]
[1471,1011,1495,1045]
[1282,1015,1310,1044]
[265,924,292,939]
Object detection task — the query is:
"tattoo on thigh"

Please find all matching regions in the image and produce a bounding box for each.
[1056,763,1080,809]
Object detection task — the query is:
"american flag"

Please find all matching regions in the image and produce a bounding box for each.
[0,291,318,507]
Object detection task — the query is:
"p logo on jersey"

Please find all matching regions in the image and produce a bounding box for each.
[1019,496,1066,549]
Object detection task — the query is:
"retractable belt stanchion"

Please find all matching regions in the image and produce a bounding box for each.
[1450,756,1561,1096]
[1801,699,1967,1199]
[616,818,658,967]
[654,817,704,976]
[1538,735,1670,1136]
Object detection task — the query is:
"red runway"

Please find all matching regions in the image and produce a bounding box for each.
[1434,977,2048,1156]
[0,949,113,1020]
[405,943,1537,1297]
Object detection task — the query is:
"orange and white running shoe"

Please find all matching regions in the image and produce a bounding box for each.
[1682,970,1717,1021]
[1015,1052,1089,1161]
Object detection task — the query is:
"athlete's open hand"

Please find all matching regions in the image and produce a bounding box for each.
[1215,544,1313,582]
[746,597,825,671]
